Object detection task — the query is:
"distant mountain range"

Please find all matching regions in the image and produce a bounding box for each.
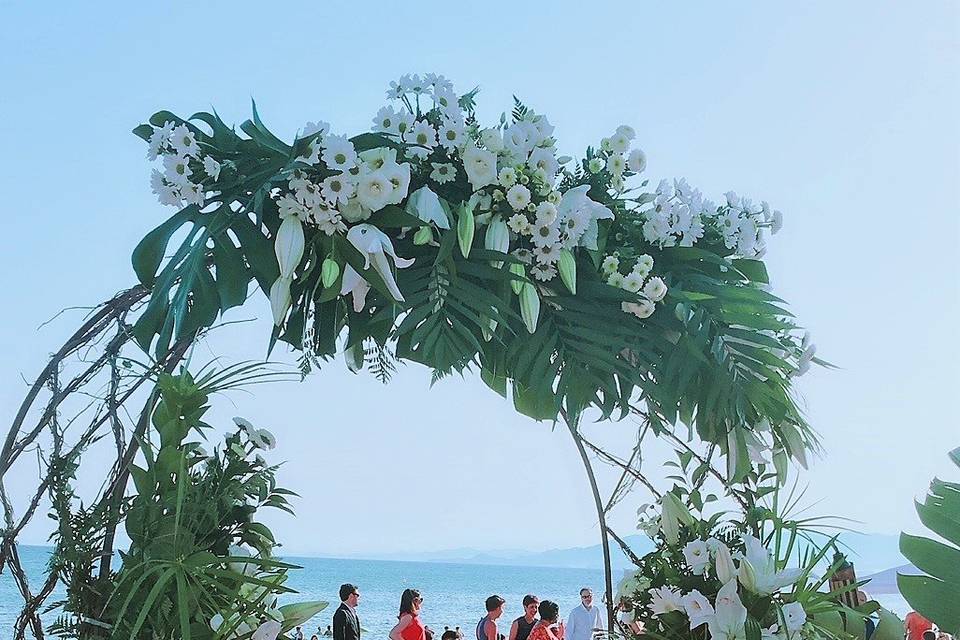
[350,532,906,576]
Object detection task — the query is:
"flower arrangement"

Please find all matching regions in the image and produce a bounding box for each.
[133,73,820,466]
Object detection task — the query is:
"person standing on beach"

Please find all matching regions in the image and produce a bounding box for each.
[508,595,539,640]
[527,601,564,640]
[390,589,427,640]
[477,595,506,640]
[334,584,362,640]
[566,588,604,640]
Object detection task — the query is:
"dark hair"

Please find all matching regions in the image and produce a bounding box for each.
[400,588,422,617]
[522,595,539,607]
[340,584,358,602]
[538,601,559,623]
[485,595,506,612]
[923,633,937,640]
[442,631,459,640]
[579,588,592,596]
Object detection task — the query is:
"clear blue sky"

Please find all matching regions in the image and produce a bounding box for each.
[1,2,957,557]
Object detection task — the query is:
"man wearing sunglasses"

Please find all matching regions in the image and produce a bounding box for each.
[334,583,362,640]
[565,588,604,640]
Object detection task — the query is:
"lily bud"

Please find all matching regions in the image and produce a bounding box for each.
[269,276,292,326]
[457,202,475,258]
[509,262,526,295]
[345,342,364,373]
[484,218,510,268]
[557,249,577,294]
[519,283,540,334]
[275,216,304,279]
[737,558,759,593]
[660,492,692,546]
[321,258,340,288]
[714,541,737,583]
[414,226,434,246]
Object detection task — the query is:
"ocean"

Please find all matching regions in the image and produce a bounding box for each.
[0,546,911,635]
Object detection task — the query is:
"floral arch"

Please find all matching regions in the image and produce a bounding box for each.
[0,74,823,639]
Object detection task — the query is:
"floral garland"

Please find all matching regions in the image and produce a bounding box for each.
[133,73,817,466]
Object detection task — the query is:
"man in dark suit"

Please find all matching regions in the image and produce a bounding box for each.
[333,583,362,640]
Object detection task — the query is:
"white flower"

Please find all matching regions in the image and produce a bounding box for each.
[683,539,712,575]
[430,162,457,184]
[182,182,204,207]
[607,272,624,288]
[616,124,636,140]
[147,122,174,160]
[406,186,450,228]
[643,277,668,302]
[622,300,655,319]
[560,210,589,242]
[606,154,626,176]
[762,624,785,640]
[355,171,394,212]
[609,132,630,154]
[303,120,330,138]
[530,114,555,141]
[507,213,529,233]
[480,128,503,152]
[503,121,537,158]
[528,147,559,177]
[588,158,604,173]
[252,620,283,640]
[250,428,277,450]
[170,124,199,157]
[534,242,562,265]
[601,256,620,275]
[737,535,803,595]
[771,209,783,234]
[648,587,683,615]
[498,167,518,188]
[530,263,557,282]
[381,161,411,204]
[277,194,308,220]
[708,580,747,640]
[535,202,557,225]
[202,155,221,181]
[155,181,181,207]
[404,120,437,150]
[227,544,258,576]
[162,153,193,186]
[322,135,358,171]
[373,106,400,134]
[712,540,738,584]
[438,118,465,150]
[506,184,532,211]
[233,417,254,435]
[781,602,806,633]
[461,144,498,190]
[321,173,355,206]
[339,224,415,310]
[513,248,533,264]
[531,221,561,248]
[681,590,715,629]
[393,110,415,137]
[633,254,654,276]
[724,191,740,208]
[314,206,347,236]
[643,212,673,246]
[621,271,645,293]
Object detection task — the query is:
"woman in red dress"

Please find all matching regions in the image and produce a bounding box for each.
[390,589,426,640]
[527,601,564,640]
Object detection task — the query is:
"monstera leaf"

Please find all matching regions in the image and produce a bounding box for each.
[898,446,960,632]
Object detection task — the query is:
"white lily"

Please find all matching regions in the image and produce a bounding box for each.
[681,589,715,629]
[712,539,738,584]
[227,544,258,576]
[708,580,747,640]
[780,602,806,634]
[406,186,450,229]
[339,224,415,311]
[557,185,615,250]
[647,586,683,615]
[737,535,803,595]
[252,620,282,640]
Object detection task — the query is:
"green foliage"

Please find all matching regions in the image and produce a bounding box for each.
[898,446,960,633]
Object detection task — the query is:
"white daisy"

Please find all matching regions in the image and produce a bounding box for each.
[202,156,221,181]
[277,194,308,220]
[534,242,562,265]
[373,106,400,134]
[628,148,647,173]
[322,135,358,172]
[498,167,518,188]
[506,184,531,211]
[588,157,604,173]
[609,131,630,154]
[433,86,459,114]
[622,272,645,293]
[321,173,355,205]
[601,256,620,275]
[395,110,415,137]
[512,248,534,264]
[182,182,204,206]
[150,169,165,193]
[355,170,394,212]
[314,207,347,236]
[438,118,465,151]
[430,162,457,184]
[607,272,625,288]
[643,277,668,302]
[296,138,322,165]
[530,263,557,281]
[156,182,182,207]
[170,124,199,157]
[622,299,655,319]
[507,212,529,233]
[606,154,626,176]
[404,120,437,150]
[162,153,193,186]
[535,202,557,225]
[530,221,560,248]
[147,122,174,160]
[561,210,589,242]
